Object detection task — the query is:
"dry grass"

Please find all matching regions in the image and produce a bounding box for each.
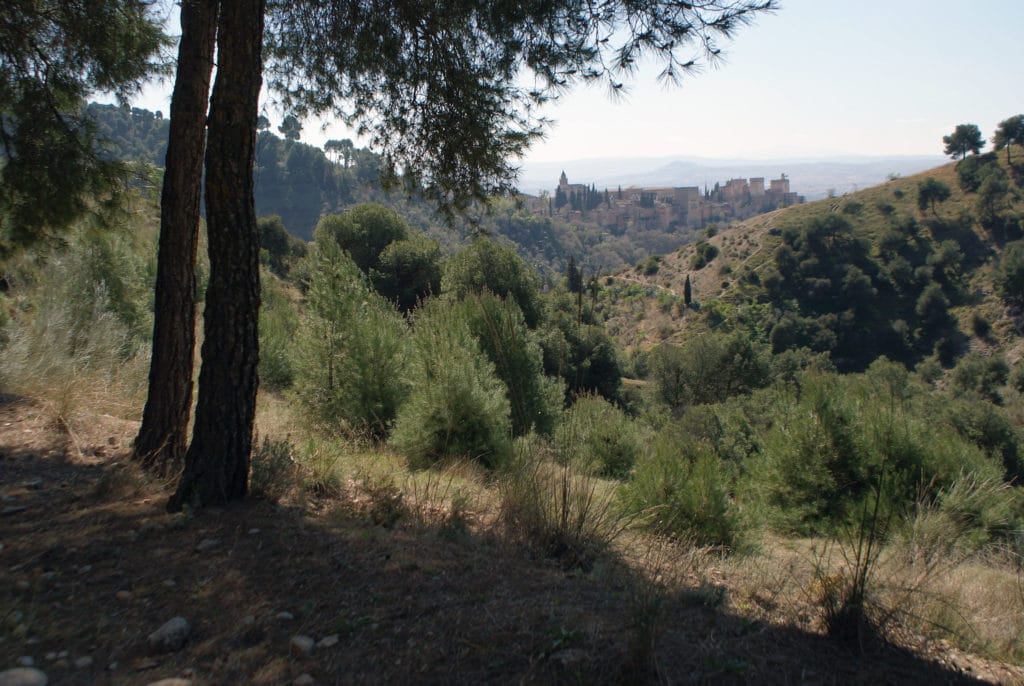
[4,396,1024,683]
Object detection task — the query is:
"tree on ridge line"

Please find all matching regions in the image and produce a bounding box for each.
[993,114,1024,166]
[943,123,984,160]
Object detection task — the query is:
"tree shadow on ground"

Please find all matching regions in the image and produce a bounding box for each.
[0,397,1007,685]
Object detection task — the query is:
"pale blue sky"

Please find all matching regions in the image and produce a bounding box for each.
[126,0,1023,164]
[521,0,1024,162]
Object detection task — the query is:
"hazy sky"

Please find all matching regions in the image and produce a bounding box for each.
[127,0,1023,164]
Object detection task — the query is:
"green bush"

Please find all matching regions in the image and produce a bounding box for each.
[390,298,512,469]
[442,238,543,328]
[690,241,719,270]
[293,241,409,437]
[950,353,1010,404]
[538,289,622,402]
[651,330,771,412]
[454,291,561,436]
[620,427,745,549]
[742,372,1006,535]
[996,240,1024,304]
[555,394,643,479]
[314,203,409,273]
[369,233,442,313]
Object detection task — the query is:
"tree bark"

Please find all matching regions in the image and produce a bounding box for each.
[170,0,265,509]
[134,0,219,472]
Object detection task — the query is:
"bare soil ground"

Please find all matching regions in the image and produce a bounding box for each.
[2,394,1023,685]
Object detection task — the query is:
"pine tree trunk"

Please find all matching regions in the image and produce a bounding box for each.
[170,0,265,510]
[134,0,219,472]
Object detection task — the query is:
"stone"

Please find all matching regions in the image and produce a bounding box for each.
[293,675,315,685]
[14,659,32,668]
[147,617,191,652]
[42,655,54,663]
[22,479,43,490]
[2,506,27,516]
[73,657,92,669]
[317,635,339,649]
[248,528,260,535]
[115,591,132,602]
[275,611,294,621]
[289,635,315,658]
[194,539,219,552]
[0,668,48,686]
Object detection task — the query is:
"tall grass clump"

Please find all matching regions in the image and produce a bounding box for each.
[258,271,299,391]
[498,433,628,568]
[620,424,746,550]
[293,240,409,438]
[555,394,643,478]
[390,297,512,469]
[249,435,297,501]
[0,229,153,420]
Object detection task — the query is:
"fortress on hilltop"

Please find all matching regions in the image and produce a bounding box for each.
[547,171,803,233]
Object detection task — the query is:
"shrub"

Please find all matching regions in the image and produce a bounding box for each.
[0,242,149,420]
[620,427,745,549]
[390,298,512,469]
[555,394,643,479]
[454,292,561,436]
[949,353,1009,404]
[369,233,442,313]
[293,241,409,437]
[650,330,771,412]
[249,435,297,501]
[259,272,299,390]
[690,241,718,270]
[314,203,409,273]
[442,238,543,328]
[996,240,1024,304]
[742,372,1006,535]
[538,290,622,402]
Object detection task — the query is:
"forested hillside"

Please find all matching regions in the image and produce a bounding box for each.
[87,103,704,280]
[599,149,1024,371]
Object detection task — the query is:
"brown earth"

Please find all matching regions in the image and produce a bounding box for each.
[2,394,1023,685]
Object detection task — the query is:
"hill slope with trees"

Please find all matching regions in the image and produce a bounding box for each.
[598,146,1024,372]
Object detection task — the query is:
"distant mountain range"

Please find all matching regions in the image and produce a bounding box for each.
[516,155,947,201]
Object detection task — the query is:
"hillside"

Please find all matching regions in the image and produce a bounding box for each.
[598,149,1024,370]
[5,127,1024,683]
[85,103,704,281]
[4,395,1024,685]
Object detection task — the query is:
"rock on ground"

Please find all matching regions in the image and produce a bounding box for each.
[147,617,191,652]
